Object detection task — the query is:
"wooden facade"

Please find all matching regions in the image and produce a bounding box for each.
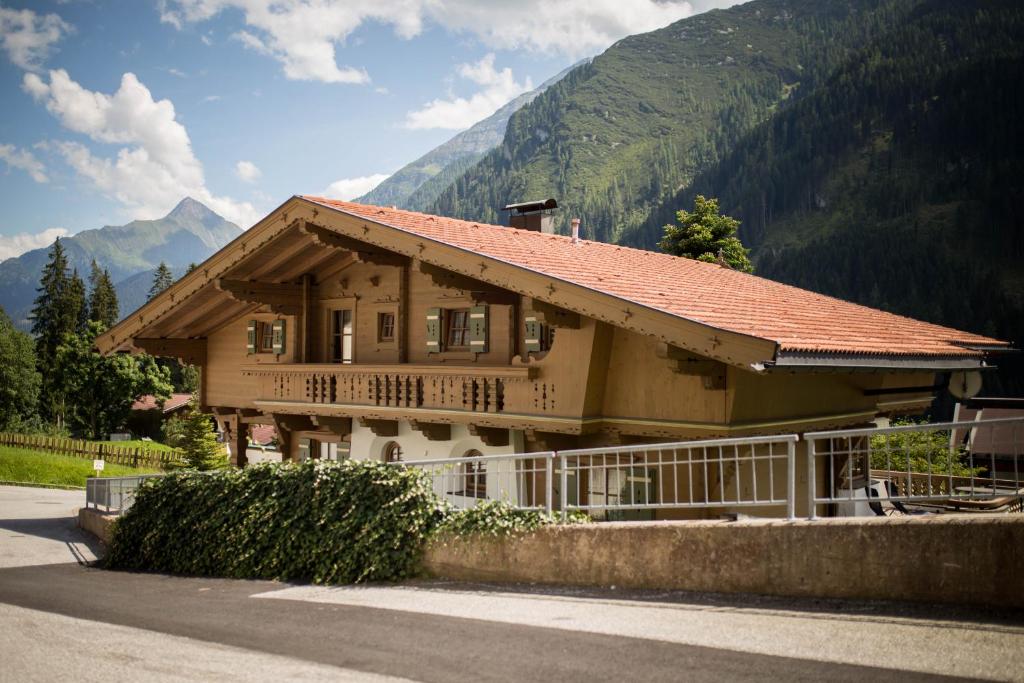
[97,196,1003,467]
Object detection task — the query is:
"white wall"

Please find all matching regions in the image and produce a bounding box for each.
[350,421,531,506]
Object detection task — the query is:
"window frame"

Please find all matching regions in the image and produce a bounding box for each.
[258,321,275,354]
[330,308,354,364]
[377,311,396,343]
[445,308,471,350]
[382,441,403,463]
[460,449,486,498]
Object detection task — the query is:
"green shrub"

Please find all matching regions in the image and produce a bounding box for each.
[438,499,587,538]
[869,419,982,477]
[106,459,444,583]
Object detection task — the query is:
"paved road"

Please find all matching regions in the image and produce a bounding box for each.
[1,485,1022,682]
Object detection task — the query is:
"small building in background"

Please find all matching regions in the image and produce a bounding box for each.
[127,393,193,440]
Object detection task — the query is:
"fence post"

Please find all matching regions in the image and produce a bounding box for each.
[559,452,568,522]
[545,453,553,516]
[786,438,797,520]
[807,437,817,520]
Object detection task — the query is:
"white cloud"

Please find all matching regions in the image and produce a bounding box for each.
[405,53,531,131]
[235,159,261,182]
[0,143,48,183]
[202,94,221,102]
[0,5,71,71]
[324,173,389,201]
[22,69,260,227]
[166,67,187,78]
[158,0,697,84]
[0,227,68,261]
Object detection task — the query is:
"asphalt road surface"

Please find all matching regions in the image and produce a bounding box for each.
[1,485,1022,683]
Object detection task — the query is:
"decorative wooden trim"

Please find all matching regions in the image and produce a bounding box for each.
[468,424,510,447]
[240,362,537,380]
[409,420,452,441]
[310,415,352,437]
[216,279,306,316]
[300,221,409,266]
[530,298,580,329]
[358,417,398,437]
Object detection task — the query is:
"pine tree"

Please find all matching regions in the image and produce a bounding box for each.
[149,262,174,301]
[66,269,88,334]
[659,196,753,273]
[177,398,227,470]
[88,260,119,329]
[30,237,70,370]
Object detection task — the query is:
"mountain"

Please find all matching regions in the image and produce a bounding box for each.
[428,0,896,237]
[356,62,583,210]
[0,198,241,329]
[426,0,1023,393]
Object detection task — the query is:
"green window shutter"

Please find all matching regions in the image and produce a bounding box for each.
[469,305,489,353]
[246,320,257,354]
[524,315,541,353]
[426,307,442,352]
[272,319,286,355]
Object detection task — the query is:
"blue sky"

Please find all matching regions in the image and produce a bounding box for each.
[0,0,730,258]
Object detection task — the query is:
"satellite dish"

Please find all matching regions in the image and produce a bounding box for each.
[948,370,982,399]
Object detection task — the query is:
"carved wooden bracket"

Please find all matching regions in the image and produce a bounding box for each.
[272,413,315,433]
[524,429,579,451]
[300,221,408,267]
[311,416,353,438]
[410,420,451,441]
[418,261,518,305]
[133,337,207,365]
[468,424,509,447]
[358,417,399,437]
[216,278,305,316]
[530,299,581,329]
[656,343,726,389]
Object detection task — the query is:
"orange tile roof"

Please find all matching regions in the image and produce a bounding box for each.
[302,197,1007,360]
[131,393,193,413]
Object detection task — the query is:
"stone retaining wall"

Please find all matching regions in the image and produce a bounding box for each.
[424,515,1024,608]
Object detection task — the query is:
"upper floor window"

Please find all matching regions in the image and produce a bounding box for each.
[258,322,274,353]
[331,309,353,364]
[378,312,396,343]
[446,308,470,349]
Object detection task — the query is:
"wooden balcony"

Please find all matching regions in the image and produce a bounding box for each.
[241,363,544,417]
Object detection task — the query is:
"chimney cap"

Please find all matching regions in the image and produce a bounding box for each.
[502,198,558,214]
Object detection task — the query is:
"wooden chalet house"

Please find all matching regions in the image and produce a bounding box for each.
[97,196,1008,479]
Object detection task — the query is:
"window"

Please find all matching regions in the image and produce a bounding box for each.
[461,449,486,498]
[446,308,470,349]
[258,322,274,353]
[382,441,402,463]
[378,312,396,342]
[331,309,353,363]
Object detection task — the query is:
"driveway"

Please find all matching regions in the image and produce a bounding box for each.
[0,485,101,568]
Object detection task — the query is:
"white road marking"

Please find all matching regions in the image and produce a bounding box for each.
[0,602,414,683]
[255,583,1024,681]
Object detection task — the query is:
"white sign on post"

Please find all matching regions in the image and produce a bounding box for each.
[93,459,105,472]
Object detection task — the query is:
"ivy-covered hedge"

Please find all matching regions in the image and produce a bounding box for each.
[105,460,444,583]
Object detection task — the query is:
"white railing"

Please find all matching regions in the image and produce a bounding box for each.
[396,451,556,512]
[397,419,1024,520]
[804,417,1024,518]
[557,435,799,520]
[85,474,165,513]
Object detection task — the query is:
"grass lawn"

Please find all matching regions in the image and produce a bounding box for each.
[96,439,177,452]
[0,446,163,488]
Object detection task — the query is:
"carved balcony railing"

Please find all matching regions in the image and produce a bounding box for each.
[241,364,542,415]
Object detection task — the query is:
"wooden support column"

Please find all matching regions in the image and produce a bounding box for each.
[232,420,249,468]
[300,273,314,362]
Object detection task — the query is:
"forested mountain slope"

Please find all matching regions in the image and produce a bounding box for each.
[357,63,580,210]
[625,0,1023,385]
[0,198,240,329]
[429,0,905,240]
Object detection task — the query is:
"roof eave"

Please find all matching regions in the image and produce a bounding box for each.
[767,352,990,372]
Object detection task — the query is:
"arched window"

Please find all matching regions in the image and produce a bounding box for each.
[461,449,486,498]
[382,441,402,463]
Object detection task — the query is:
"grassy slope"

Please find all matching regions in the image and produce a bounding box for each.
[429,0,877,241]
[0,447,162,488]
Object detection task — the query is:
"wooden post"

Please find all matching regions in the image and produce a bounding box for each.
[233,421,249,468]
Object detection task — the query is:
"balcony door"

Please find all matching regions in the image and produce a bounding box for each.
[331,309,353,364]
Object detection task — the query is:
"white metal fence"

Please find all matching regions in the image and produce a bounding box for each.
[804,417,1024,518]
[399,419,1024,519]
[85,474,164,512]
